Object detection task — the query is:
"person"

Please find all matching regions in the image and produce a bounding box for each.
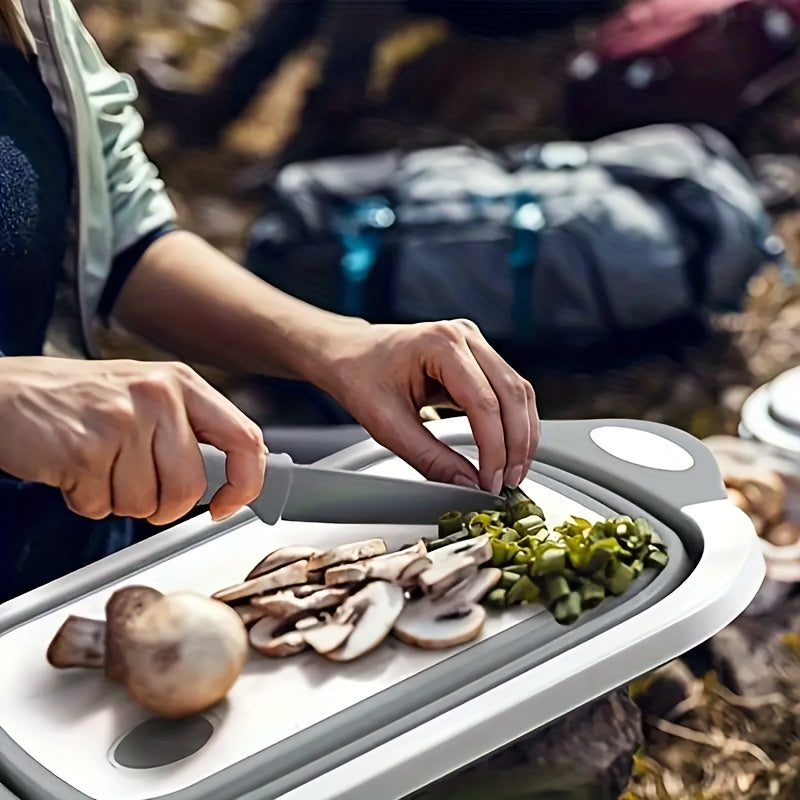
[0,0,538,603]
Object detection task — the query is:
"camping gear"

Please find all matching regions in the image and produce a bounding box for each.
[0,416,764,800]
[564,0,800,142]
[245,124,775,352]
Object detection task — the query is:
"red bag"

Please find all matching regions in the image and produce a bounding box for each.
[564,0,800,142]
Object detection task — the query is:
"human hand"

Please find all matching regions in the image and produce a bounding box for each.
[320,319,539,493]
[0,357,265,524]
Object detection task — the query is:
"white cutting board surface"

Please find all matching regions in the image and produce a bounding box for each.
[0,457,603,800]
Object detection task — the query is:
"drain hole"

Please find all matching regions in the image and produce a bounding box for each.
[112,715,214,769]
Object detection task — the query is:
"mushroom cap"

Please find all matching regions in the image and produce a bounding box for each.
[105,585,164,681]
[393,604,486,650]
[121,592,249,718]
[246,546,322,580]
[325,581,405,662]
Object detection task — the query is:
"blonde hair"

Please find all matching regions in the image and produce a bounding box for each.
[0,1,29,53]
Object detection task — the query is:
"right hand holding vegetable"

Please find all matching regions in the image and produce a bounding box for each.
[0,356,266,524]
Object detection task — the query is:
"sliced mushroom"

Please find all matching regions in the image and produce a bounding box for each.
[46,616,106,669]
[393,568,500,650]
[308,539,387,572]
[104,585,163,681]
[249,616,308,658]
[250,586,350,618]
[292,583,328,598]
[418,536,493,599]
[426,536,492,566]
[441,568,503,607]
[246,546,322,580]
[325,581,405,662]
[212,560,309,603]
[325,562,369,586]
[364,552,432,585]
[232,603,270,627]
[302,621,355,654]
[394,605,486,650]
[392,567,503,650]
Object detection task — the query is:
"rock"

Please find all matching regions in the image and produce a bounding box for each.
[407,689,642,800]
[708,593,800,696]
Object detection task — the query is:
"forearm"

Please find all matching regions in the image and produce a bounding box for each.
[112,229,366,387]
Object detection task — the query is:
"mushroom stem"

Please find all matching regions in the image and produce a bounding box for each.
[46,616,106,669]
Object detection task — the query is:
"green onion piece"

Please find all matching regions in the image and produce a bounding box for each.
[438,510,464,537]
[500,529,520,544]
[490,538,509,566]
[530,546,566,576]
[542,574,570,605]
[486,588,508,608]
[500,571,521,591]
[607,561,636,596]
[513,548,532,565]
[513,514,547,536]
[645,549,669,569]
[577,580,605,609]
[553,591,582,625]
[507,575,540,605]
[505,564,529,576]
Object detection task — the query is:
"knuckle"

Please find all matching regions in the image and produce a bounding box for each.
[474,391,500,416]
[66,492,110,521]
[96,397,137,434]
[454,317,481,335]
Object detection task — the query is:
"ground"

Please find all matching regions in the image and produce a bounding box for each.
[72,2,800,797]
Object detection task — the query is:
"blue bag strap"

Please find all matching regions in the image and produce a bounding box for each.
[508,191,546,342]
[335,196,396,317]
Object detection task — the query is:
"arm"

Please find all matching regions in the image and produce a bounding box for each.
[113,231,539,494]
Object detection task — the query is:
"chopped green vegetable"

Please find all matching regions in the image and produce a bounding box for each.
[431,486,669,626]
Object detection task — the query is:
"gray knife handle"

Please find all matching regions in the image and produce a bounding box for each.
[536,419,726,513]
[198,443,295,524]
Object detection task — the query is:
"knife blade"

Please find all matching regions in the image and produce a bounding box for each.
[198,443,504,525]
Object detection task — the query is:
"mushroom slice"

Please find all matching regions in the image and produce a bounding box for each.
[393,604,486,650]
[292,583,327,598]
[246,546,322,580]
[442,567,502,606]
[46,616,106,669]
[325,582,405,662]
[418,561,479,600]
[212,560,309,603]
[232,603,270,627]
[427,536,492,566]
[308,539,387,572]
[105,585,164,681]
[249,616,308,657]
[364,552,432,586]
[393,568,500,650]
[325,562,369,586]
[294,616,323,631]
[302,622,355,654]
[251,586,349,618]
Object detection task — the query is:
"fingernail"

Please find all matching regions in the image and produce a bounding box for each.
[453,474,480,490]
[509,466,524,489]
[491,469,504,495]
[211,508,236,522]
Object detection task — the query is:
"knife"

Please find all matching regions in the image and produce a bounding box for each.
[198,443,504,525]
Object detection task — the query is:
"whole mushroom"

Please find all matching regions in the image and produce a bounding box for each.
[47,587,249,719]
